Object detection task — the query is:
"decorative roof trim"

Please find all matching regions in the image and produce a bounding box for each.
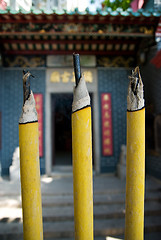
[0,7,161,17]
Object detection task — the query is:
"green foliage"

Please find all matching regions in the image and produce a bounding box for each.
[103,0,132,11]
[90,0,133,11]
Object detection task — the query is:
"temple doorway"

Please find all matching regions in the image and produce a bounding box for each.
[51,93,94,167]
[51,93,73,166]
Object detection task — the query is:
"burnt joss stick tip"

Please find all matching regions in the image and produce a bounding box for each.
[23,70,31,105]
[127,66,144,111]
[73,53,81,87]
[23,70,34,105]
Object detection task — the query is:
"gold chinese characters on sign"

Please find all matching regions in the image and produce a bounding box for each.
[50,71,93,83]
[101,93,113,156]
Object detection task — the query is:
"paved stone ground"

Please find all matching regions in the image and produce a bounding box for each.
[0,173,161,239]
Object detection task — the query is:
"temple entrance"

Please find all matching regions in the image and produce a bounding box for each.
[52,93,73,166]
[51,93,94,167]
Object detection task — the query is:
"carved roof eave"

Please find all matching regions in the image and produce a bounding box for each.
[0,8,159,56]
[0,8,160,26]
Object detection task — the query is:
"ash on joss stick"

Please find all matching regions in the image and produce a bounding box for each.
[125,67,145,240]
[72,53,94,240]
[19,70,43,240]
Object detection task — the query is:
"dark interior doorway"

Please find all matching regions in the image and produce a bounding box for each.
[51,93,94,167]
[52,94,73,166]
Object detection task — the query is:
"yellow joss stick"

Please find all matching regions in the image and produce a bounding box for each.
[72,54,93,240]
[125,67,145,240]
[19,71,43,240]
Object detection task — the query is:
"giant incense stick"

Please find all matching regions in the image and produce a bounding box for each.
[72,53,93,240]
[125,67,145,240]
[19,71,43,240]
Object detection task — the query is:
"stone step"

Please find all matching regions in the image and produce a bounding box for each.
[0,201,161,222]
[0,176,160,239]
[42,190,161,207]
[45,233,161,240]
[42,203,161,223]
[0,189,160,208]
[42,201,161,220]
[0,175,160,198]
[0,215,161,240]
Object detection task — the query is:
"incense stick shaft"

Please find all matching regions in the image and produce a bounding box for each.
[72,56,93,239]
[125,109,145,240]
[19,122,43,240]
[72,107,93,240]
[19,71,43,240]
[125,67,145,240]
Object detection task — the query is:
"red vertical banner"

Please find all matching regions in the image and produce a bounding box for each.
[34,94,43,157]
[0,112,1,149]
[101,93,113,156]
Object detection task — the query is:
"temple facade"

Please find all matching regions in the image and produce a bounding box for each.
[0,7,161,177]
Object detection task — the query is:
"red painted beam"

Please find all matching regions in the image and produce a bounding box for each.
[0,31,154,38]
[0,38,140,45]
[0,14,159,26]
[2,49,136,55]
